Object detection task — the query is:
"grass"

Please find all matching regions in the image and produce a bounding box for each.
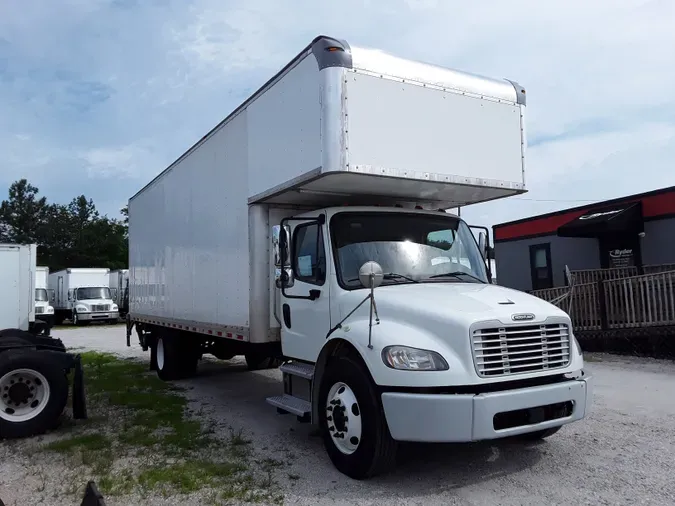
[42,351,282,502]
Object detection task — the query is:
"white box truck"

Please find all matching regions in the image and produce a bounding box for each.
[35,266,54,330]
[109,269,129,319]
[48,268,119,325]
[0,244,87,439]
[126,36,592,479]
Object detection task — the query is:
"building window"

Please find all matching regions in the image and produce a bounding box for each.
[529,243,553,290]
[293,223,326,286]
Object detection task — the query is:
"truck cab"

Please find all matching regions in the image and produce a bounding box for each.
[271,205,590,477]
[34,266,54,332]
[69,286,118,325]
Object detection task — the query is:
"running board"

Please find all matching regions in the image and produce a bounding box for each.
[279,362,315,380]
[266,394,311,417]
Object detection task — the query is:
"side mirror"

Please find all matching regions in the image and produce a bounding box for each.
[359,261,384,289]
[478,232,487,261]
[274,224,294,288]
[272,224,291,268]
[275,267,295,289]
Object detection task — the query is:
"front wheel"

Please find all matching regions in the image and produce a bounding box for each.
[319,356,398,480]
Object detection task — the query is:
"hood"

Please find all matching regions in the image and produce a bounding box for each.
[339,282,569,326]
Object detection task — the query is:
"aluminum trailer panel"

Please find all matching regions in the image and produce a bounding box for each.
[0,244,36,331]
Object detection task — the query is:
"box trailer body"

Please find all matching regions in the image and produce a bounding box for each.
[48,268,119,325]
[109,269,129,317]
[0,244,36,332]
[0,251,87,438]
[127,36,591,479]
[34,266,54,328]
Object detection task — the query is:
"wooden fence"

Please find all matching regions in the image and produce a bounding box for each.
[568,264,675,285]
[532,269,675,331]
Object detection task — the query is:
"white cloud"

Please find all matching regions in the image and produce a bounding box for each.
[0,0,673,222]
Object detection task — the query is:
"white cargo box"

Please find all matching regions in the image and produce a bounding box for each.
[136,36,526,212]
[0,243,36,331]
[129,35,528,341]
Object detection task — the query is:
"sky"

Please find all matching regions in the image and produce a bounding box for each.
[1,0,673,230]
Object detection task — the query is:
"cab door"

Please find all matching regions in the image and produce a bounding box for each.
[277,216,331,363]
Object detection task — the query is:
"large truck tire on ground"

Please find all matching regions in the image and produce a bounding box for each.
[0,244,87,439]
[127,35,593,479]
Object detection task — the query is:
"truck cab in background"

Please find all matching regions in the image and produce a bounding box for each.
[48,268,119,326]
[34,266,54,333]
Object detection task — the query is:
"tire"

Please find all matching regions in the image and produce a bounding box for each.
[154,335,199,381]
[319,355,398,479]
[0,350,69,439]
[244,353,282,371]
[0,329,35,340]
[515,426,562,441]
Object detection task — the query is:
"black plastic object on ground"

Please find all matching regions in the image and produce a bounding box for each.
[80,481,106,506]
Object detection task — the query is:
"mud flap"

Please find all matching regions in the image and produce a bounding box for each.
[72,355,88,420]
[80,481,106,506]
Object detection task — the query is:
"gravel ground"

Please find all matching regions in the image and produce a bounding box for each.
[2,325,674,506]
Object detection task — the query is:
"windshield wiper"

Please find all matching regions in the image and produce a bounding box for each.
[347,272,419,284]
[428,271,486,283]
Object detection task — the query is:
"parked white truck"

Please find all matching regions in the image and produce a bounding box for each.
[34,266,54,331]
[48,268,119,325]
[126,36,592,479]
[0,244,87,439]
[109,269,129,319]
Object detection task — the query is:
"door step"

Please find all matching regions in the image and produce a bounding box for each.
[280,361,315,380]
[266,394,311,417]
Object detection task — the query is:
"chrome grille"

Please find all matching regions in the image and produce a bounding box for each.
[91,304,110,312]
[35,306,44,314]
[472,323,571,377]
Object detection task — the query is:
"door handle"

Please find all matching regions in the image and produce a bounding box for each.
[309,289,321,300]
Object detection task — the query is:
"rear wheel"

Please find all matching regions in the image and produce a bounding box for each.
[319,356,397,479]
[0,350,69,439]
[245,353,282,371]
[154,334,199,381]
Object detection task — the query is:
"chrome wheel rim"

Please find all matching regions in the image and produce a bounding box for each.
[325,381,362,455]
[0,368,51,422]
[156,338,165,370]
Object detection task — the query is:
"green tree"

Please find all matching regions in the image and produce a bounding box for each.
[0,179,49,244]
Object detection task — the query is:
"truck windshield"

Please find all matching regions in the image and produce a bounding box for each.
[76,287,111,300]
[35,288,49,302]
[331,212,488,289]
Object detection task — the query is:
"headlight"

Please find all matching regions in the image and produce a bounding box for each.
[382,346,449,371]
[112,304,119,311]
[75,305,89,312]
[47,306,54,313]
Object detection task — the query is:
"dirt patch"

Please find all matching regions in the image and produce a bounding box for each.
[0,352,283,505]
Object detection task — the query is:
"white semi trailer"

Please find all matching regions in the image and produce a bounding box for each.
[0,244,87,439]
[48,268,119,325]
[35,266,54,330]
[127,36,592,479]
[109,269,129,318]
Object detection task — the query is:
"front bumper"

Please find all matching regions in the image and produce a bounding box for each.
[77,311,119,321]
[35,314,54,326]
[381,375,593,442]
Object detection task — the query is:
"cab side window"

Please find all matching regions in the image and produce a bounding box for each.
[293,224,326,285]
